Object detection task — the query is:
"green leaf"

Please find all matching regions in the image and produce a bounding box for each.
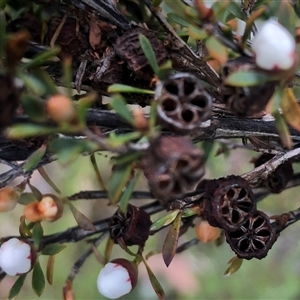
[6,124,57,139]
[18,193,37,205]
[205,36,228,66]
[108,132,141,148]
[224,256,243,277]
[119,170,141,213]
[139,34,160,75]
[41,243,66,255]
[104,237,114,264]
[182,207,197,218]
[21,47,60,70]
[28,182,43,200]
[21,95,47,122]
[8,273,27,299]
[46,255,55,285]
[150,210,180,231]
[149,101,158,132]
[140,255,166,300]
[267,82,285,113]
[38,167,61,194]
[19,215,33,238]
[77,92,97,124]
[188,25,207,40]
[278,1,296,34]
[167,12,190,27]
[49,137,98,165]
[225,1,247,21]
[111,151,143,166]
[32,261,45,296]
[109,94,134,125]
[18,73,47,96]
[68,202,96,231]
[0,12,6,58]
[23,145,47,172]
[32,222,43,249]
[225,71,272,87]
[108,84,154,95]
[274,110,292,149]
[108,163,133,205]
[90,153,107,190]
[162,211,182,267]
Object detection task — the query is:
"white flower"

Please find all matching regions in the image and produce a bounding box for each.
[97,259,137,299]
[0,238,33,276]
[252,20,296,71]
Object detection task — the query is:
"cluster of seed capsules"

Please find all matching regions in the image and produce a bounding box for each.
[203,175,278,260]
[138,68,295,260]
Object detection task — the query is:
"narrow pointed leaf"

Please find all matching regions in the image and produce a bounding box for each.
[41,243,66,255]
[139,34,159,75]
[278,0,295,34]
[140,255,166,300]
[224,256,243,277]
[23,145,47,172]
[38,167,61,194]
[108,84,154,94]
[68,202,96,231]
[274,111,292,149]
[205,36,228,66]
[162,211,182,267]
[225,1,246,21]
[188,25,207,40]
[77,92,97,124]
[92,243,106,265]
[145,250,161,260]
[32,260,45,296]
[6,124,57,139]
[281,88,300,132]
[32,222,44,249]
[108,132,142,148]
[167,13,190,27]
[8,273,27,299]
[90,153,107,190]
[150,210,180,231]
[19,215,33,238]
[18,193,36,205]
[266,82,285,113]
[46,255,55,285]
[225,71,271,87]
[108,163,133,205]
[104,237,114,263]
[29,182,43,200]
[119,170,141,213]
[109,94,134,125]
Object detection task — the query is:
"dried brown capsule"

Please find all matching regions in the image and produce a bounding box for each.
[110,204,152,246]
[225,210,278,260]
[203,175,255,230]
[254,154,293,193]
[115,27,167,80]
[155,73,213,132]
[221,57,276,117]
[141,136,205,204]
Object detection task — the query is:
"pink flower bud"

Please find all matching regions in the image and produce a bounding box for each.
[0,238,36,276]
[252,20,297,72]
[38,194,63,222]
[97,259,138,299]
[0,187,19,212]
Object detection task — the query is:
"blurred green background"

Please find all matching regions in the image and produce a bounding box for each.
[1,143,300,300]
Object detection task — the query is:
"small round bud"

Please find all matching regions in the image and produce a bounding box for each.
[97,258,138,299]
[195,220,221,243]
[0,238,36,276]
[24,202,43,222]
[252,20,297,73]
[46,94,77,123]
[0,187,19,212]
[38,194,63,221]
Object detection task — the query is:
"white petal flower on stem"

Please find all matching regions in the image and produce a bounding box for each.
[0,238,33,276]
[97,259,138,299]
[252,20,296,71]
